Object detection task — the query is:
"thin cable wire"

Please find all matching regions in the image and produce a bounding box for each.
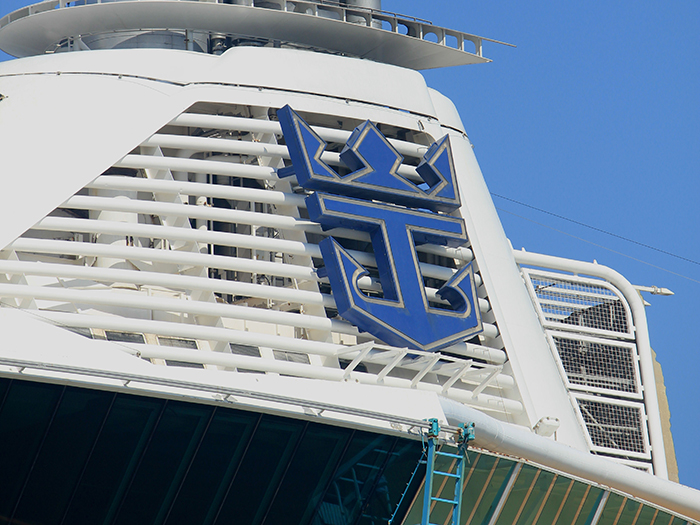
[491,193,700,267]
[495,207,700,285]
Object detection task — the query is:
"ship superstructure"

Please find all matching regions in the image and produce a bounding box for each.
[0,1,698,523]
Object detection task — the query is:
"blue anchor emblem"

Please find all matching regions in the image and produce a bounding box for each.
[278,106,482,351]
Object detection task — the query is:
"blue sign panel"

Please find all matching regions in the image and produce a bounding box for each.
[277,105,461,213]
[278,105,482,351]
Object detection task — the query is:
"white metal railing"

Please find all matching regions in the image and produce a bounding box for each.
[0,0,513,58]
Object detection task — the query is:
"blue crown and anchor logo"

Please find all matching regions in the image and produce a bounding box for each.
[278,106,482,352]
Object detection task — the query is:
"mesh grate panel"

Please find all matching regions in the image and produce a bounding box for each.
[553,336,638,394]
[577,398,646,454]
[529,274,630,335]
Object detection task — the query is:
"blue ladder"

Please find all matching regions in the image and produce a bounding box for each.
[421,419,475,525]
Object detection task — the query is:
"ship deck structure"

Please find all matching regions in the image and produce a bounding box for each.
[0,1,698,523]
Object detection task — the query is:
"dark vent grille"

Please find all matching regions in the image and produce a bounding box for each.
[529,274,631,336]
[561,301,628,333]
[554,337,637,394]
[105,331,145,344]
[578,399,645,454]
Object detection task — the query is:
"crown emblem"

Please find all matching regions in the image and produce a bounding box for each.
[277,105,461,212]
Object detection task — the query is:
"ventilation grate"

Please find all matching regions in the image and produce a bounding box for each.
[577,398,646,455]
[553,336,638,395]
[527,273,631,337]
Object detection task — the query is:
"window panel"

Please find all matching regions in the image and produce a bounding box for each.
[573,488,604,525]
[535,476,573,525]
[62,394,164,523]
[264,423,351,524]
[552,482,591,525]
[114,401,215,525]
[494,464,541,525]
[469,459,517,525]
[504,470,555,525]
[164,409,259,525]
[313,432,396,525]
[213,415,306,525]
[0,380,63,518]
[11,387,113,525]
[598,493,625,525]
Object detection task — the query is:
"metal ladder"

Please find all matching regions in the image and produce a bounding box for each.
[421,419,475,525]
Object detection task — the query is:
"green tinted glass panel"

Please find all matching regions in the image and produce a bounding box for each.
[536,476,574,524]
[265,423,350,524]
[507,469,556,525]
[214,415,305,525]
[653,512,675,525]
[470,459,517,525]
[670,517,690,525]
[114,401,215,525]
[0,380,62,518]
[635,504,659,525]
[11,387,113,525]
[461,453,498,523]
[574,487,605,525]
[494,463,540,525]
[598,493,625,525]
[617,499,641,525]
[554,481,593,525]
[63,394,164,523]
[164,409,259,525]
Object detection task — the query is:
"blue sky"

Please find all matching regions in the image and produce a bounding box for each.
[2,0,699,490]
[383,1,700,489]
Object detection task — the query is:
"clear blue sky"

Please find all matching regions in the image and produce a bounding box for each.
[383,0,700,489]
[1,0,699,490]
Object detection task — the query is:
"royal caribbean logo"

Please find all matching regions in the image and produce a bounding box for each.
[278,106,482,352]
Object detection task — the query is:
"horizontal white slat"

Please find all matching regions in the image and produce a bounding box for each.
[140,134,422,181]
[0,283,357,334]
[168,113,431,158]
[63,193,474,261]
[3,244,489,314]
[115,155,277,180]
[9,238,317,281]
[87,175,307,207]
[31,217,472,282]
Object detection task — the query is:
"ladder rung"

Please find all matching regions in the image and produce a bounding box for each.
[435,451,462,459]
[431,496,459,505]
[434,470,460,479]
